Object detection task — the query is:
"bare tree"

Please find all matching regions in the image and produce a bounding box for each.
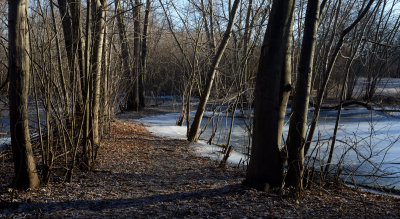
[187,0,241,142]
[140,0,152,108]
[8,0,40,189]
[286,0,324,196]
[304,0,377,155]
[89,0,107,169]
[126,0,141,111]
[244,0,295,190]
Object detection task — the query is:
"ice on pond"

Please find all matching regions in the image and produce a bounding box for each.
[136,107,400,189]
[0,137,11,152]
[136,113,248,167]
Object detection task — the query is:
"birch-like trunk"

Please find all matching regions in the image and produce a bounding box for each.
[89,0,107,168]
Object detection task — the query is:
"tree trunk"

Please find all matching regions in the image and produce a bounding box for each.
[244,0,295,190]
[58,0,86,154]
[50,0,69,108]
[115,0,137,111]
[8,0,40,189]
[140,0,151,108]
[304,0,375,155]
[127,0,141,111]
[89,0,107,169]
[187,0,241,142]
[286,0,321,194]
[208,0,216,52]
[101,1,112,137]
[57,0,73,76]
[80,0,92,171]
[67,0,85,108]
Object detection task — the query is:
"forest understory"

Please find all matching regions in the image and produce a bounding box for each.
[0,109,399,218]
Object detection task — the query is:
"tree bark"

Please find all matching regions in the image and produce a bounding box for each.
[50,0,69,110]
[89,0,107,168]
[126,0,141,111]
[187,0,241,142]
[286,0,321,194]
[140,0,151,108]
[57,0,73,75]
[8,0,40,189]
[67,0,85,107]
[101,0,112,137]
[244,0,295,190]
[58,0,85,136]
[115,0,138,111]
[115,0,130,71]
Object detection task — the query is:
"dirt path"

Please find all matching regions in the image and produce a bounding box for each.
[1,119,400,217]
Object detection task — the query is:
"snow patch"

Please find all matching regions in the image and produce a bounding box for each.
[135,113,247,166]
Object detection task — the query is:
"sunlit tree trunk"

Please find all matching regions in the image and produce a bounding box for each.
[8,0,40,189]
[89,0,107,168]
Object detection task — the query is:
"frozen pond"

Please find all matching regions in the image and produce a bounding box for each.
[0,103,47,152]
[136,107,400,190]
[352,77,400,98]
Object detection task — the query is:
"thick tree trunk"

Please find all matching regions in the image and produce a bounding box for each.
[286,0,320,194]
[8,0,40,189]
[244,0,295,190]
[187,0,241,142]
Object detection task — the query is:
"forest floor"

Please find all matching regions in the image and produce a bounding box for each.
[1,108,400,217]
